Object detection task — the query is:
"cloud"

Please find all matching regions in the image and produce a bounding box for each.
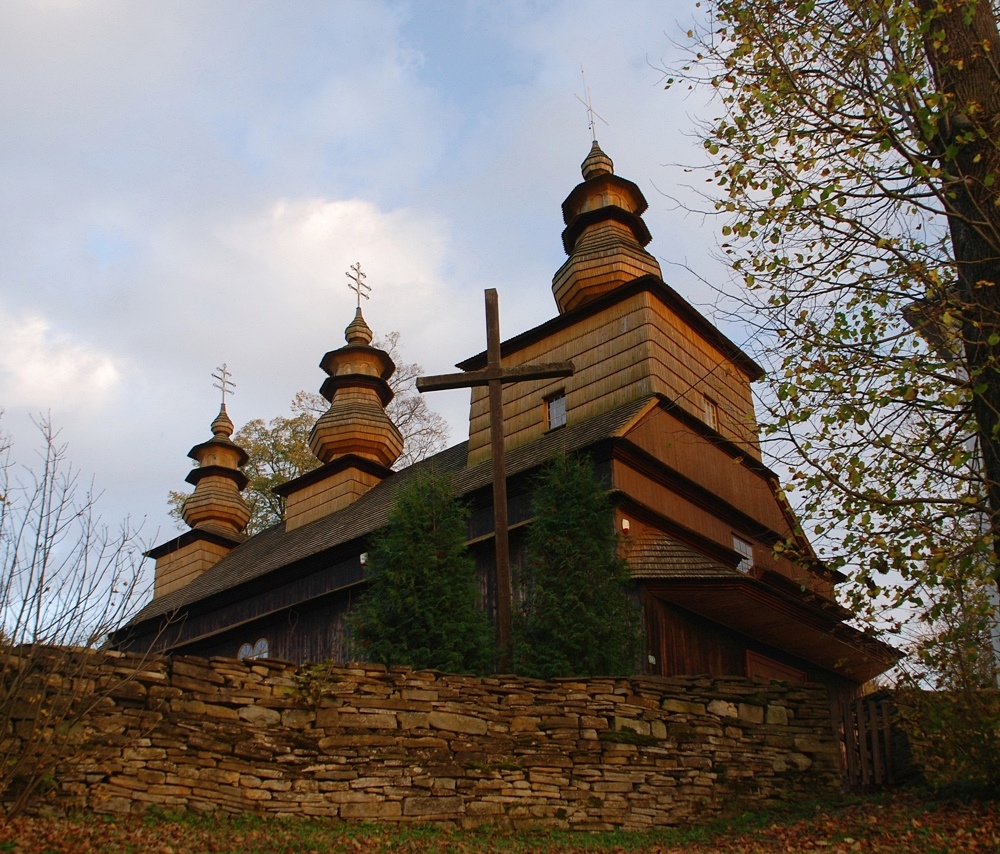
[0,303,120,409]
[0,0,725,537]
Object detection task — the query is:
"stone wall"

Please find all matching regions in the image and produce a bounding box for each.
[38,651,840,830]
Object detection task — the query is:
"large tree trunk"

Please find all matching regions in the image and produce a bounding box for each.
[920,0,1000,577]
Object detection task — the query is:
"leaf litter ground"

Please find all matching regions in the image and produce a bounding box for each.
[0,791,996,853]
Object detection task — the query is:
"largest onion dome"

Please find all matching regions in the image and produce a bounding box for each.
[551,140,663,314]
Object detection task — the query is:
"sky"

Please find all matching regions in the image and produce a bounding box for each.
[0,0,731,558]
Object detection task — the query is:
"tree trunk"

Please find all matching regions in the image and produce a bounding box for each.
[920,0,1000,580]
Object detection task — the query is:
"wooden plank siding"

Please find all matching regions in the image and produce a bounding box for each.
[467,290,761,466]
[126,551,367,660]
[153,538,237,599]
[645,597,857,699]
[617,405,836,599]
[622,406,787,532]
[180,591,356,665]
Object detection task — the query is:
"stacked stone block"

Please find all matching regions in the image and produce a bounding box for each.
[24,651,840,830]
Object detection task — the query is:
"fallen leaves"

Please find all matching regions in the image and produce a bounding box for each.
[0,791,996,853]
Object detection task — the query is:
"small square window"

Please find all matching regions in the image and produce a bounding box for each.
[547,392,567,430]
[733,536,754,573]
[703,395,719,430]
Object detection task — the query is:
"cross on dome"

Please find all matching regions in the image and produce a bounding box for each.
[346,262,371,308]
[575,66,608,143]
[212,363,235,405]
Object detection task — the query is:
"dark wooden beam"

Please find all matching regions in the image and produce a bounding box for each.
[417,289,573,670]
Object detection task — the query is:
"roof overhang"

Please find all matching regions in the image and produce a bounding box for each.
[645,576,899,683]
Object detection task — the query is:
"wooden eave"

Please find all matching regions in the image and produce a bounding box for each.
[184,464,250,490]
[561,172,649,221]
[145,526,245,560]
[319,343,395,380]
[614,490,771,573]
[560,205,652,254]
[612,435,782,546]
[318,373,395,406]
[455,276,764,382]
[186,435,250,467]
[622,396,845,586]
[274,454,393,497]
[645,577,899,682]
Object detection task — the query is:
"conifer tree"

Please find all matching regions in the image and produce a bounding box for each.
[515,453,640,679]
[347,468,491,674]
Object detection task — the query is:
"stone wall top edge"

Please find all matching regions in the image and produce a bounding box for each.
[22,646,832,700]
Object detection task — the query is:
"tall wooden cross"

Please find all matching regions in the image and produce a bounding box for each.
[416,289,573,670]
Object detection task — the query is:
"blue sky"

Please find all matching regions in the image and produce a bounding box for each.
[0,0,732,556]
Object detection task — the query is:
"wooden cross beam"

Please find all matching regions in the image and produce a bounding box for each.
[417,289,573,670]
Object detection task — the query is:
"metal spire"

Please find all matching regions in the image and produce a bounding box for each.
[346,262,371,308]
[212,363,235,405]
[575,65,608,142]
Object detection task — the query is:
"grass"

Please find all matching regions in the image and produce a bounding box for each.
[0,788,996,853]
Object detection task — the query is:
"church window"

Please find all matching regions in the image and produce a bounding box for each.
[733,536,754,573]
[703,395,719,430]
[546,391,567,430]
[238,638,270,660]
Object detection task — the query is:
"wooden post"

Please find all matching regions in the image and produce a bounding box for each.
[416,289,574,670]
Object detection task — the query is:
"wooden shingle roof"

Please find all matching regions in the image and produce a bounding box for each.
[129,396,654,626]
[624,530,740,579]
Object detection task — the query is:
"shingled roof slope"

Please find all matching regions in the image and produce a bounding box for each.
[130,396,654,625]
[625,530,740,579]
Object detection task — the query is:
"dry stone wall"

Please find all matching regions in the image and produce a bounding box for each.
[39,651,840,830]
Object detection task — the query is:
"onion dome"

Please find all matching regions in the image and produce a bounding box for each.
[552,141,662,314]
[308,308,404,468]
[181,403,251,538]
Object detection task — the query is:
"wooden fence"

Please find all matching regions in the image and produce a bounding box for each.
[834,692,898,789]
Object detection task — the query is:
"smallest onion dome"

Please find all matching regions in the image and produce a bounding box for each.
[181,403,251,538]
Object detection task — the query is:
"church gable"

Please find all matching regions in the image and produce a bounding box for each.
[462,277,764,466]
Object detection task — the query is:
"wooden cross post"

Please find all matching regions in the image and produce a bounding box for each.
[416,289,573,670]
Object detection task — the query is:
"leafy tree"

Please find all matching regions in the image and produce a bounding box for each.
[347,468,492,673]
[514,453,640,679]
[169,332,449,534]
[666,0,1000,676]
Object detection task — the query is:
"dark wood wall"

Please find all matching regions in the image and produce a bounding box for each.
[643,594,857,699]
[180,589,355,664]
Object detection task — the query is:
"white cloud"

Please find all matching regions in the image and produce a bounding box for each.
[0,0,726,537]
[0,304,120,409]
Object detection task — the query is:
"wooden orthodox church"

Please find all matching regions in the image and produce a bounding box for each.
[116,142,896,695]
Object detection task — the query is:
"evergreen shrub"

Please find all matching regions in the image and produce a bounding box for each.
[514,453,640,679]
[348,468,492,674]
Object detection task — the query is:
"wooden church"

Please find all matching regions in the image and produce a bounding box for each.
[116,141,896,695]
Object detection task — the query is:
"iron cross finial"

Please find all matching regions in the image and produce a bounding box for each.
[212,363,235,405]
[346,262,371,309]
[575,66,608,142]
